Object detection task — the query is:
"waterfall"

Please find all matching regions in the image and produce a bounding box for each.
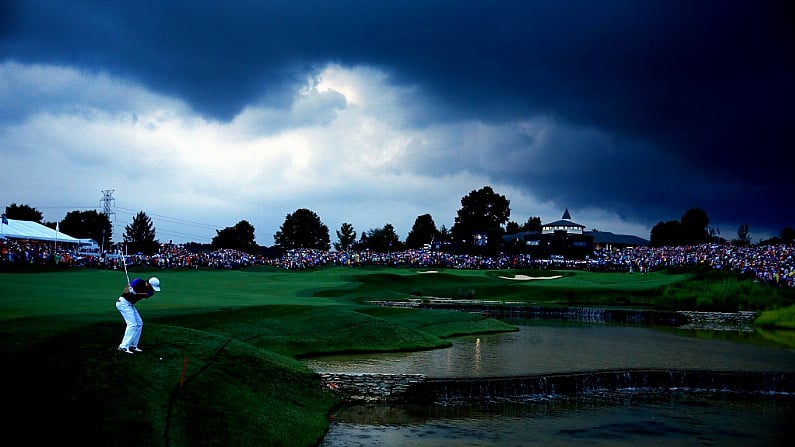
[403,370,795,404]
[320,370,795,404]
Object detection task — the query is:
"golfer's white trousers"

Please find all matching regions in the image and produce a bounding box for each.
[116,297,143,349]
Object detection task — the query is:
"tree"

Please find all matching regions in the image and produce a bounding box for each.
[405,214,439,248]
[60,210,113,248]
[430,224,452,251]
[355,231,369,250]
[274,208,330,250]
[505,221,521,235]
[650,208,712,247]
[438,225,451,241]
[522,216,542,232]
[733,223,751,246]
[680,208,711,245]
[4,203,43,222]
[333,222,357,252]
[782,227,795,244]
[650,220,683,247]
[759,226,795,246]
[123,211,159,255]
[451,186,510,251]
[363,224,402,252]
[212,220,258,254]
[707,226,726,244]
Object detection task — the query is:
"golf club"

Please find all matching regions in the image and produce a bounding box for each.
[120,247,131,287]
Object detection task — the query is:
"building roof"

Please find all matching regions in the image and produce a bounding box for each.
[502,231,538,242]
[585,231,649,246]
[0,218,80,243]
[543,208,585,229]
[536,208,648,246]
[543,219,586,229]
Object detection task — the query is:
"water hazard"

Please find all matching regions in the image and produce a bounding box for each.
[306,321,795,446]
[320,395,794,447]
[304,321,795,377]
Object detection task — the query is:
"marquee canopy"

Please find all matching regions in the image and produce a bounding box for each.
[0,218,81,244]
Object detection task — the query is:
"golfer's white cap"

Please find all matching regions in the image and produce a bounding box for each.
[149,277,161,292]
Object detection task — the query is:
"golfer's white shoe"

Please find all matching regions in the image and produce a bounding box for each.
[130,346,143,352]
[118,347,134,354]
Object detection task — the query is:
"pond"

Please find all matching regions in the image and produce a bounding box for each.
[305,321,795,446]
[304,320,795,377]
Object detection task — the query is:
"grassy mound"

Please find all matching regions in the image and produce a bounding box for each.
[4,320,335,446]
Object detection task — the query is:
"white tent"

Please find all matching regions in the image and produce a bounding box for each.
[0,218,81,244]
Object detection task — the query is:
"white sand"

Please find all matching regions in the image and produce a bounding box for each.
[498,274,562,281]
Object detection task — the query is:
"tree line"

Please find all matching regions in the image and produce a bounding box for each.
[4,185,794,256]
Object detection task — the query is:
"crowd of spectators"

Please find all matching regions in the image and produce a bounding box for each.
[0,239,76,266]
[590,244,795,288]
[262,244,795,288]
[0,240,260,271]
[2,238,793,288]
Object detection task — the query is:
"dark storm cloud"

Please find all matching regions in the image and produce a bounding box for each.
[3,0,793,237]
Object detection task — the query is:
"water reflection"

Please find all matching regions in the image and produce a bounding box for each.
[473,337,480,373]
[320,395,795,447]
[304,321,795,377]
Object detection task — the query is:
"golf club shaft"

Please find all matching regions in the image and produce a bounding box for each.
[121,248,131,286]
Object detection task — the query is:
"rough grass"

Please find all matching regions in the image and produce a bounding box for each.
[656,268,794,312]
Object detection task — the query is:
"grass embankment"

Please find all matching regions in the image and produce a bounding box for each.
[1,265,793,446]
[0,266,514,446]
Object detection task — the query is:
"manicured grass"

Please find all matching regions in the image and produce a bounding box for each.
[756,304,795,330]
[316,266,793,312]
[316,267,688,306]
[1,265,793,446]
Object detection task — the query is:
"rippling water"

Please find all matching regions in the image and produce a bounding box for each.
[306,321,795,446]
[320,395,795,447]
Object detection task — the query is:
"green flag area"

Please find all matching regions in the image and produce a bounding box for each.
[1,265,793,446]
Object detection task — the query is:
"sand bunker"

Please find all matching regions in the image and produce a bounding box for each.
[417,270,439,274]
[499,274,562,281]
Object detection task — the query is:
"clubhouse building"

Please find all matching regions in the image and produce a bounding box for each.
[502,209,649,259]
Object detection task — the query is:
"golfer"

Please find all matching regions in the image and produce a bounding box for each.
[116,276,161,354]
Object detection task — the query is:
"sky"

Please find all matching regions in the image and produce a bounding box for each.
[1,1,793,246]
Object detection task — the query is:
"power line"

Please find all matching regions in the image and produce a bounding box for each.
[114,205,221,229]
[7,198,252,244]
[113,206,219,243]
[35,206,99,210]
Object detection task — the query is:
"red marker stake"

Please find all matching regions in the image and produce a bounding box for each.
[180,356,189,388]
